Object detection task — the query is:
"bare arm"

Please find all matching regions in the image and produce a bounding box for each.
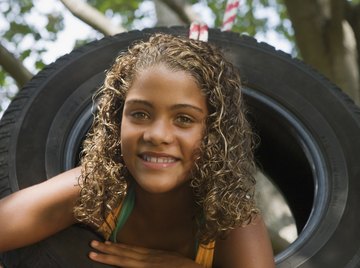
[88,241,203,267]
[88,215,274,268]
[214,215,275,268]
[0,167,81,252]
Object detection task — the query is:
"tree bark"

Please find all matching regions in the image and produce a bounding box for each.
[0,43,33,89]
[283,0,360,104]
[59,0,125,36]
[345,2,360,92]
[154,0,197,26]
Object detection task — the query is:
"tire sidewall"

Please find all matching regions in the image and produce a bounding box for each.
[1,27,359,267]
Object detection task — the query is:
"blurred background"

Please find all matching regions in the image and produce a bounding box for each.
[1,0,360,117]
[1,0,359,255]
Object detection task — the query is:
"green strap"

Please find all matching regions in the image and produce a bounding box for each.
[110,184,200,258]
[110,184,135,242]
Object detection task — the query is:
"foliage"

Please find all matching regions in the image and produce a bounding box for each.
[0,2,66,115]
[0,0,296,117]
[89,0,143,28]
[0,0,64,110]
[206,0,295,52]
[0,0,64,69]
[350,0,360,4]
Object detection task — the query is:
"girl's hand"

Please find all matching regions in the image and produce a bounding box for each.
[89,240,202,268]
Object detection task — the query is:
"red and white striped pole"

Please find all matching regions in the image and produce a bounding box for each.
[221,0,240,31]
[189,0,240,41]
[189,21,209,42]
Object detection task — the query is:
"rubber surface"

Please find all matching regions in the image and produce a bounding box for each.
[1,27,360,267]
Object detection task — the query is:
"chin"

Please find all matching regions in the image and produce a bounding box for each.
[141,183,179,194]
[137,178,190,195]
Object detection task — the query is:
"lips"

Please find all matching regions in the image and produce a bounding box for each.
[141,155,177,163]
[138,152,179,168]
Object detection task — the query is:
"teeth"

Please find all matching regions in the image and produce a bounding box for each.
[143,155,176,163]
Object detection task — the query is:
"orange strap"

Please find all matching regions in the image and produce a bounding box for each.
[97,201,124,241]
[195,240,216,267]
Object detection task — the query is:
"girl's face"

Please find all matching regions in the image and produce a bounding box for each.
[121,64,208,194]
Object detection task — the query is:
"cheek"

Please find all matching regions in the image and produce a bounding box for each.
[120,134,135,170]
[183,130,204,158]
[120,121,136,155]
[120,121,126,142]
[120,118,137,140]
[191,126,207,160]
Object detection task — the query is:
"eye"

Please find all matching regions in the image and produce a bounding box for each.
[175,115,195,126]
[130,111,150,120]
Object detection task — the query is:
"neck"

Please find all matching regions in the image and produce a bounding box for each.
[118,181,198,256]
[133,182,196,225]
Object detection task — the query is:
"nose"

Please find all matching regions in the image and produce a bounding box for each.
[142,118,174,145]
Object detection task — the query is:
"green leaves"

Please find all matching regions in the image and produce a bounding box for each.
[1,1,64,61]
[0,0,299,117]
[46,13,65,36]
[197,0,295,55]
[89,0,142,28]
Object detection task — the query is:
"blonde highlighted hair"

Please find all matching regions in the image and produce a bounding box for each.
[74,33,258,243]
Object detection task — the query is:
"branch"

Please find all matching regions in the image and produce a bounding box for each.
[283,0,332,75]
[283,0,360,103]
[345,1,360,60]
[158,0,192,24]
[0,43,33,89]
[59,0,125,36]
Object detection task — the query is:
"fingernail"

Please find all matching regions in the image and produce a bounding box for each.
[89,252,97,259]
[91,240,99,247]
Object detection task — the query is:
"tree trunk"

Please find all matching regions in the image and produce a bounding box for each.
[0,44,33,89]
[60,0,125,36]
[345,1,360,93]
[283,0,360,104]
[154,0,198,26]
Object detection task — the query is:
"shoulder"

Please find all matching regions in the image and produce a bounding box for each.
[34,167,82,214]
[42,167,82,194]
[213,215,275,268]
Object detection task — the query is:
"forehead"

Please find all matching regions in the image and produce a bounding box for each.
[126,64,206,106]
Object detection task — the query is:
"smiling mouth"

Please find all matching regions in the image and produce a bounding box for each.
[140,155,177,163]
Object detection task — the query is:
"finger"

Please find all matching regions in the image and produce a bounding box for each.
[89,244,192,267]
[90,240,150,260]
[100,240,161,256]
[90,241,124,254]
[90,241,119,255]
[89,251,140,267]
[109,242,157,254]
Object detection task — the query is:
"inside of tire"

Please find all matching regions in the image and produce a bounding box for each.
[65,88,315,239]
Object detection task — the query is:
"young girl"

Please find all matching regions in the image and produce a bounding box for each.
[0,33,274,267]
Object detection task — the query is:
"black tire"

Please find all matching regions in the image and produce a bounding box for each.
[1,26,360,267]
[0,225,111,268]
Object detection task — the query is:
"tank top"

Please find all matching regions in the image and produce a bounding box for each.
[96,186,215,267]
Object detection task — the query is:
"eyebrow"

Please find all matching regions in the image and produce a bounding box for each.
[125,99,205,113]
[125,99,153,108]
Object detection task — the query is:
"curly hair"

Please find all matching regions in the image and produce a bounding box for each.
[74,33,258,243]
